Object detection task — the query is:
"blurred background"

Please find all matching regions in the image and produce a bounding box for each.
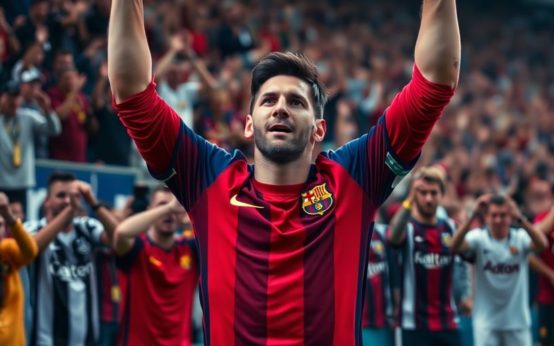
[1,0,554,345]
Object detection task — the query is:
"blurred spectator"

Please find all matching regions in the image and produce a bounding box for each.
[47,67,96,162]
[388,167,467,346]
[113,187,199,346]
[19,66,54,159]
[13,0,49,51]
[451,194,548,346]
[0,6,21,74]
[25,175,118,346]
[90,62,132,166]
[0,80,60,211]
[0,192,38,346]
[154,32,218,129]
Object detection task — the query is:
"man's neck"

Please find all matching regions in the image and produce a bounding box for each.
[253,152,312,185]
[490,228,509,240]
[412,208,437,226]
[148,229,175,249]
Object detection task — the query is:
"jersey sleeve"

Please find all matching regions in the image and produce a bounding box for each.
[385,65,455,163]
[115,237,144,272]
[80,217,105,247]
[113,80,240,211]
[464,228,483,252]
[515,228,533,255]
[324,66,453,205]
[1,220,39,268]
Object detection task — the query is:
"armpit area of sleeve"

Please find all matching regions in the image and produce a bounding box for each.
[111,80,181,175]
[111,80,158,112]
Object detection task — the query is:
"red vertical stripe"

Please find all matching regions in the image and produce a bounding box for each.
[206,191,239,346]
[425,230,442,331]
[303,214,335,346]
[333,173,364,345]
[266,202,305,345]
[373,275,385,327]
[233,205,272,345]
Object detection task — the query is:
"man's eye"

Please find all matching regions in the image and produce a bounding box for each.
[262,97,275,105]
[290,99,303,107]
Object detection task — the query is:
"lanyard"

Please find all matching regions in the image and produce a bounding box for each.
[3,117,21,168]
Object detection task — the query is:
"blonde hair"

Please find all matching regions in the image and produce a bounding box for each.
[414,166,447,193]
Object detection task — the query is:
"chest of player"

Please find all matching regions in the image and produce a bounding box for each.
[479,237,526,274]
[410,225,453,270]
[139,243,196,285]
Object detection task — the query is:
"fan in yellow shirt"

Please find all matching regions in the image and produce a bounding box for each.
[0,192,38,346]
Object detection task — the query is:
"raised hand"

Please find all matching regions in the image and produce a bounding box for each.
[168,197,186,214]
[34,90,52,112]
[73,181,97,206]
[506,197,523,221]
[0,192,16,225]
[471,193,492,220]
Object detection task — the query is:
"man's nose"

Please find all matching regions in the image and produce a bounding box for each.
[272,96,289,118]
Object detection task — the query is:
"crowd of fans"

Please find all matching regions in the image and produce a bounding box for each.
[0,0,554,345]
[1,0,553,214]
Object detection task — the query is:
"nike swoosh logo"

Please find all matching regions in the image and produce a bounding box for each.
[230,194,264,209]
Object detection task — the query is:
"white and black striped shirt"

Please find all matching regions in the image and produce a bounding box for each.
[26,217,104,346]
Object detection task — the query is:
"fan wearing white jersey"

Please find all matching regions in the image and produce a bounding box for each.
[450,194,547,346]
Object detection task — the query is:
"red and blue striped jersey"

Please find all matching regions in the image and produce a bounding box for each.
[114,65,454,345]
[397,217,459,331]
[116,233,199,346]
[362,224,394,329]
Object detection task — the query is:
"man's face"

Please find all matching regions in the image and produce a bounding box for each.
[486,203,512,235]
[150,191,178,236]
[59,70,78,93]
[244,75,325,164]
[0,93,21,116]
[54,54,75,73]
[45,181,77,218]
[413,179,442,219]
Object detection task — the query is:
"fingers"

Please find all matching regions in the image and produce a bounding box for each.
[0,192,8,206]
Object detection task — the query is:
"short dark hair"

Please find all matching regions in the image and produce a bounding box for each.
[249,52,327,119]
[47,172,76,195]
[489,194,507,206]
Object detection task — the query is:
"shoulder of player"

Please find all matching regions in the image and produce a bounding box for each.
[73,216,102,228]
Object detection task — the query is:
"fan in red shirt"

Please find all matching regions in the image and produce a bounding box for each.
[113,186,199,346]
[107,1,460,344]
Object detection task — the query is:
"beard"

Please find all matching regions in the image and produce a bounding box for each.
[254,125,312,164]
[416,202,437,219]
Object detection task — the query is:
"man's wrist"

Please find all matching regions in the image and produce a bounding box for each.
[402,199,412,210]
[91,202,107,211]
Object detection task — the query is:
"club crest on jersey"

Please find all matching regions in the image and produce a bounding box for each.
[441,233,452,247]
[182,229,194,239]
[371,241,384,254]
[180,255,191,270]
[301,183,334,216]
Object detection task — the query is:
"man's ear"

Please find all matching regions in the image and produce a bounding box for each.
[244,114,254,140]
[313,118,326,143]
